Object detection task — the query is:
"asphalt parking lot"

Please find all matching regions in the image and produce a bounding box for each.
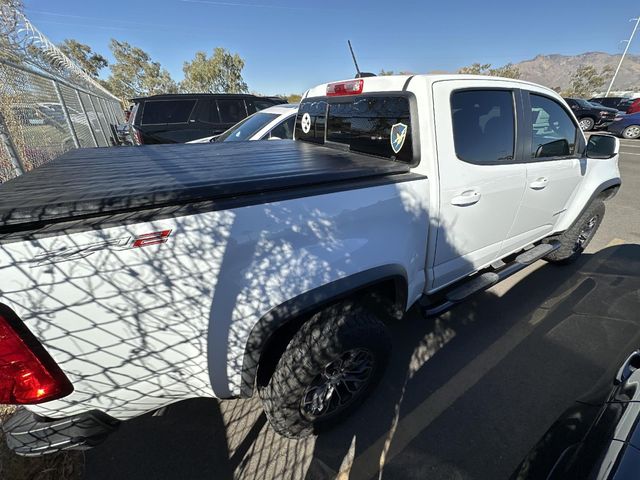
[84,141,640,480]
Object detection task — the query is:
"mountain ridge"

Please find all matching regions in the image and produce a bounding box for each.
[512,52,640,91]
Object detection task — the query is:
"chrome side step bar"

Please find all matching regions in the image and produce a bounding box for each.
[421,241,561,317]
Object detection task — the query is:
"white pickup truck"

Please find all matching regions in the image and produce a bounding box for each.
[0,74,621,454]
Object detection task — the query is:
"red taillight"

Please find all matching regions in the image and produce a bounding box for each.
[326,79,364,97]
[0,305,73,404]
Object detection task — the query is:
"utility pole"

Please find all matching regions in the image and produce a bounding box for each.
[606,16,640,97]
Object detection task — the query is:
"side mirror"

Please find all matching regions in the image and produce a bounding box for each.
[535,139,570,158]
[586,134,619,159]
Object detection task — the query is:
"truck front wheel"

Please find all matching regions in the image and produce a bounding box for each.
[544,200,605,264]
[258,301,391,438]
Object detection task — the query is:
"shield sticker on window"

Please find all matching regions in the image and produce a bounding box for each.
[390,123,408,154]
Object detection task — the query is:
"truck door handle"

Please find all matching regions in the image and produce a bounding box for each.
[529,177,548,190]
[451,190,481,206]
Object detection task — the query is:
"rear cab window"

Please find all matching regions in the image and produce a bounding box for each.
[295,94,415,164]
[141,99,197,125]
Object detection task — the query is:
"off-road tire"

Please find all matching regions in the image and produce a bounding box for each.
[259,301,391,438]
[544,200,605,264]
[578,117,595,131]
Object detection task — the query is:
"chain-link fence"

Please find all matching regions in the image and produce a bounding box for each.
[0,7,124,183]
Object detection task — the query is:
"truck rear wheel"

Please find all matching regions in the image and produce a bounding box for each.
[544,200,605,264]
[258,301,391,438]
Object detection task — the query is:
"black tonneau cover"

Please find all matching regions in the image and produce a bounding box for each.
[0,141,410,231]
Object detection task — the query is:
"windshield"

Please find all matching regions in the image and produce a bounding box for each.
[216,112,279,142]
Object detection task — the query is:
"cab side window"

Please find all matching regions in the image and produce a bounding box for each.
[217,99,247,123]
[529,94,577,158]
[195,99,221,124]
[141,100,196,125]
[451,90,515,163]
[268,116,295,139]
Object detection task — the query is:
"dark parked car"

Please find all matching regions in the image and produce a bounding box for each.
[607,111,640,139]
[128,94,286,144]
[589,96,636,113]
[563,98,618,131]
[512,351,640,480]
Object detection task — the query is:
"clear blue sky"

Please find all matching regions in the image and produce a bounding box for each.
[23,0,639,95]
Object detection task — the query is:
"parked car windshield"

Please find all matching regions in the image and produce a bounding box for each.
[216,112,279,142]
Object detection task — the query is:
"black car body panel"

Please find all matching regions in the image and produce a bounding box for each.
[129,94,286,144]
[564,98,618,128]
[512,351,640,480]
[589,97,635,113]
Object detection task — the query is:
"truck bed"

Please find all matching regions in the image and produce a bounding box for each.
[0,141,411,234]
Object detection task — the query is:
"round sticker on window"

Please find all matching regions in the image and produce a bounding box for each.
[301,113,311,134]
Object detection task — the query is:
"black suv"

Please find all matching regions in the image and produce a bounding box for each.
[563,98,618,131]
[128,94,286,144]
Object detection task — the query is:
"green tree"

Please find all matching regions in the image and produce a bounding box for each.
[181,48,248,93]
[458,62,520,79]
[103,39,177,102]
[286,93,302,103]
[58,39,108,78]
[565,65,613,97]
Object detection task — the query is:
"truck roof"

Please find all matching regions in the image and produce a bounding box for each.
[0,141,412,236]
[304,74,560,98]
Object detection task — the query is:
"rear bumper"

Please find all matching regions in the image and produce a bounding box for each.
[3,408,119,456]
[595,118,614,128]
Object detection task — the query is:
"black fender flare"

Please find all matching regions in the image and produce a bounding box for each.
[238,264,408,397]
[568,177,621,230]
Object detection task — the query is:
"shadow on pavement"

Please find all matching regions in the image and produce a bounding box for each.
[84,244,640,480]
